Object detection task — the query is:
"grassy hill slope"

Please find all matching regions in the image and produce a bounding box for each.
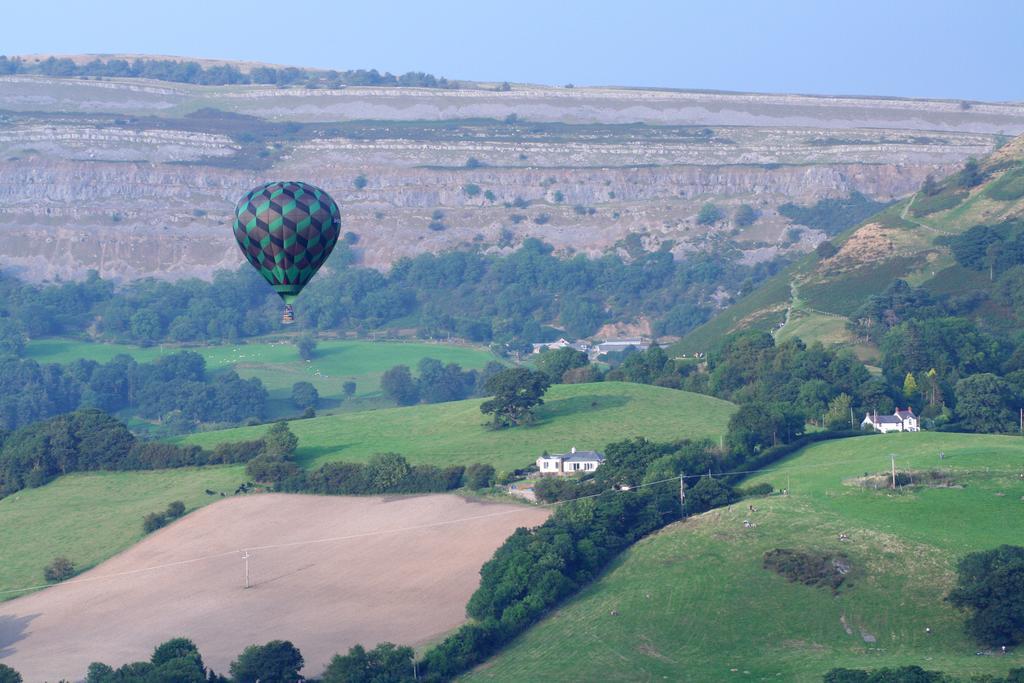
[183,382,737,471]
[0,466,247,600]
[467,432,1024,682]
[675,133,1024,357]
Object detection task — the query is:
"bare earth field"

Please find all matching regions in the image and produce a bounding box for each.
[0,493,549,680]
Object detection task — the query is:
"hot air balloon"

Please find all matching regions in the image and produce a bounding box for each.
[232,181,341,324]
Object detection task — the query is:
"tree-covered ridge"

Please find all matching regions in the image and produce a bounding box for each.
[0,54,456,89]
[0,239,784,349]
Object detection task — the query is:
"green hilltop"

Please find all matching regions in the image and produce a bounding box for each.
[675,133,1024,361]
[183,382,736,472]
[467,432,1024,682]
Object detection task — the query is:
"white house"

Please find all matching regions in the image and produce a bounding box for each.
[862,407,920,433]
[537,447,605,475]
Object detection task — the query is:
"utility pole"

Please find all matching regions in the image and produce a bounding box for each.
[242,550,251,589]
[679,474,686,512]
[891,454,897,490]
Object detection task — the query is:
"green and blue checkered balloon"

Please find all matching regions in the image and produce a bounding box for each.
[232,181,341,314]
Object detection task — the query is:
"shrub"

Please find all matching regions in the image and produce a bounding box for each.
[211,439,265,464]
[465,463,496,489]
[44,556,75,582]
[143,512,168,533]
[763,548,851,593]
[353,174,368,190]
[166,501,186,519]
[738,482,773,498]
[463,183,481,197]
[696,203,723,225]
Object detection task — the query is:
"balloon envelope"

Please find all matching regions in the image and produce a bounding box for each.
[232,181,341,304]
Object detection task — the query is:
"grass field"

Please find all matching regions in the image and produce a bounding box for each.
[0,466,247,600]
[25,337,499,417]
[183,382,737,471]
[467,432,1024,682]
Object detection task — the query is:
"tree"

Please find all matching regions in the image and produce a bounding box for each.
[734,204,758,227]
[463,183,481,197]
[0,319,26,356]
[0,664,21,683]
[534,347,588,383]
[353,174,368,190]
[957,158,982,188]
[479,368,551,428]
[696,203,723,225]
[166,500,186,518]
[683,477,736,516]
[322,642,415,683]
[365,452,412,492]
[816,240,839,259]
[44,556,75,582]
[825,393,854,430]
[955,374,1016,433]
[921,174,941,196]
[343,381,357,397]
[143,512,167,533]
[295,334,317,360]
[381,365,420,406]
[291,381,319,409]
[947,545,1024,646]
[151,637,204,669]
[465,463,496,489]
[229,640,304,683]
[902,372,919,400]
[264,421,299,458]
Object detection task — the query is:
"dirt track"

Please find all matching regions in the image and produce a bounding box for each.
[0,493,549,680]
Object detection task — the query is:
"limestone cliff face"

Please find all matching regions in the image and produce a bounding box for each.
[0,74,1019,282]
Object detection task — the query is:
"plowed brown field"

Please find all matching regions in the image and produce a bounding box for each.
[0,493,548,680]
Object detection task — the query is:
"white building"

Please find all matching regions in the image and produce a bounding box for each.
[537,447,605,475]
[862,407,920,433]
[531,338,591,355]
[590,338,651,360]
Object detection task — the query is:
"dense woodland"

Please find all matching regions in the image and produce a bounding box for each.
[0,350,267,431]
[0,239,782,350]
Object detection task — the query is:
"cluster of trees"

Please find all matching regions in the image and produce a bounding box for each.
[0,409,265,497]
[0,54,455,89]
[778,192,888,236]
[0,349,267,432]
[0,239,782,351]
[380,358,504,406]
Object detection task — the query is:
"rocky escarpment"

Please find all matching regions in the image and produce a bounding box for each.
[0,72,1020,282]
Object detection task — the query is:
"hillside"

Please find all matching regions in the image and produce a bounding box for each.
[0,493,549,680]
[183,382,737,471]
[3,57,1022,287]
[467,432,1024,682]
[675,133,1024,357]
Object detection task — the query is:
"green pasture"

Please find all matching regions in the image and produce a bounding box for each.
[0,466,247,601]
[469,432,1024,682]
[24,337,499,417]
[183,382,737,472]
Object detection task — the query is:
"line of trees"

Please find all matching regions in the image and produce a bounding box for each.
[0,238,784,351]
[379,358,504,406]
[0,54,455,89]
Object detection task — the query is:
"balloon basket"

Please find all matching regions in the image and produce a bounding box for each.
[281,304,295,325]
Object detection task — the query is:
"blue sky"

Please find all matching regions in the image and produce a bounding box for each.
[6,0,1022,101]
